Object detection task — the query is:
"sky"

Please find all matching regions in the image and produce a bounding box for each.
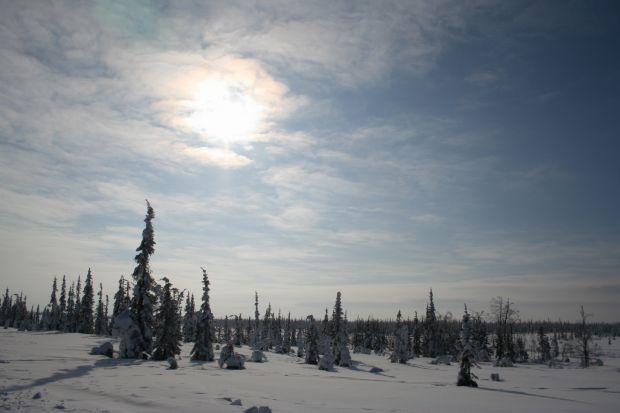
[1,0,619,322]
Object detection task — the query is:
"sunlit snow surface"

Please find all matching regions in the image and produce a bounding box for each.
[1,329,619,412]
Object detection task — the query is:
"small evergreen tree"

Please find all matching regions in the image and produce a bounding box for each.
[412,311,421,357]
[390,310,408,364]
[58,276,67,331]
[457,304,478,387]
[78,269,94,334]
[191,268,214,361]
[94,283,105,336]
[331,291,351,366]
[65,283,75,332]
[153,278,182,360]
[234,313,243,346]
[537,326,551,362]
[73,276,82,332]
[282,312,292,354]
[304,315,320,365]
[49,277,59,330]
[182,294,196,343]
[112,276,128,324]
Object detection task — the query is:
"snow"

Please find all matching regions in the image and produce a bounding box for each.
[1,328,619,412]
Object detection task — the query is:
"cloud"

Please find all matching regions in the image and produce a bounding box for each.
[178,144,253,168]
[198,0,463,88]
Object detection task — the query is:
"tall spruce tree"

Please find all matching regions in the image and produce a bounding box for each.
[49,277,59,330]
[252,291,260,349]
[304,315,320,365]
[331,291,351,366]
[73,276,82,332]
[112,275,127,323]
[191,268,215,361]
[153,278,182,360]
[94,283,105,335]
[182,294,196,342]
[58,276,67,331]
[423,289,437,357]
[78,269,94,334]
[457,304,478,387]
[128,200,157,357]
[66,283,75,332]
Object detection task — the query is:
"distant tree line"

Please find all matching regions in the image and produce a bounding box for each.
[2,201,617,370]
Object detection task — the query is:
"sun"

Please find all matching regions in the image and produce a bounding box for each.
[185,79,263,146]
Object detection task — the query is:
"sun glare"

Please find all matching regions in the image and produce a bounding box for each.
[186,79,263,146]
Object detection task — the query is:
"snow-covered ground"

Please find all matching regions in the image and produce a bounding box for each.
[1,329,618,412]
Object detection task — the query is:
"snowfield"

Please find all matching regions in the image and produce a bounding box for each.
[1,329,619,412]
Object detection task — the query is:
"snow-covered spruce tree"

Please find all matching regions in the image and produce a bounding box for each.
[272,311,283,351]
[223,315,231,344]
[537,326,551,362]
[94,283,106,336]
[423,289,438,357]
[78,269,95,334]
[391,310,409,364]
[282,312,292,354]
[191,268,215,361]
[412,311,421,357]
[112,275,128,325]
[152,278,182,360]
[104,294,110,334]
[58,276,67,331]
[260,303,272,350]
[182,293,196,343]
[234,314,243,346]
[330,291,351,366]
[251,291,261,350]
[457,304,478,387]
[304,315,320,365]
[1,288,10,326]
[124,200,157,358]
[48,277,59,330]
[73,276,82,332]
[65,283,75,332]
